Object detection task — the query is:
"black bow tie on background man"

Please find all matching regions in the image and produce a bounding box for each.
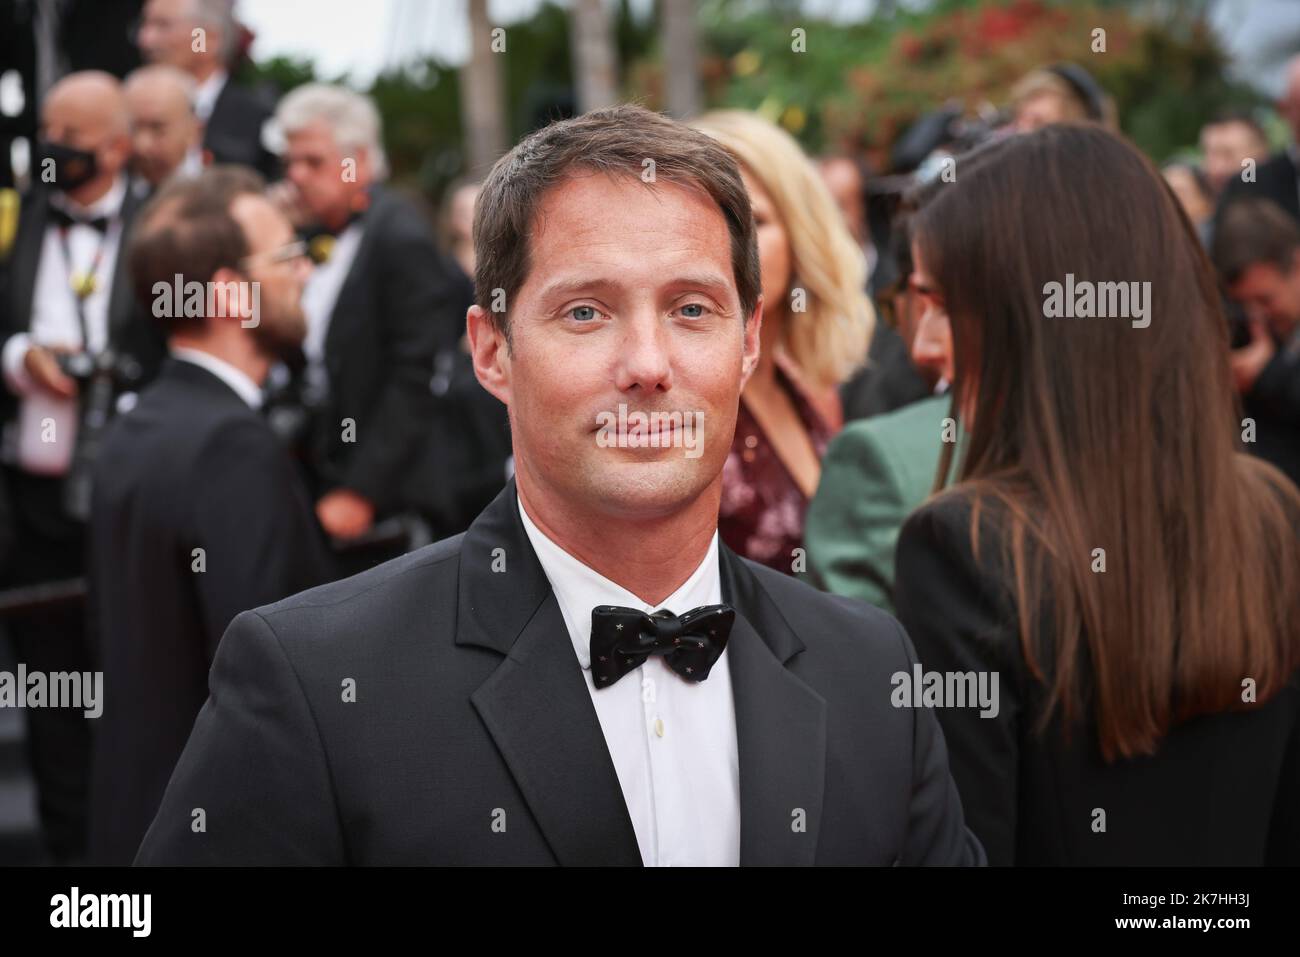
[589,604,735,688]
[49,205,110,234]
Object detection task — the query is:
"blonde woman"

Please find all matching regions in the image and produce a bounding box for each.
[691,110,874,572]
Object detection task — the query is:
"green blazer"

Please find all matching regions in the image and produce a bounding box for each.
[804,395,958,613]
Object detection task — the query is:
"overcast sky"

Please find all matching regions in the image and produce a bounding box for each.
[237,0,889,85]
[235,0,1300,94]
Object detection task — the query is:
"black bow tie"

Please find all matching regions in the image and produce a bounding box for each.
[589,604,735,689]
[50,206,110,233]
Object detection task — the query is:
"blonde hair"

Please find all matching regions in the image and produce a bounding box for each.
[691,110,873,390]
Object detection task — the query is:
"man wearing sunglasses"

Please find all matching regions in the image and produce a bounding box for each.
[85,165,335,864]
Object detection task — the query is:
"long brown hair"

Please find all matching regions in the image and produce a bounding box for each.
[914,124,1300,760]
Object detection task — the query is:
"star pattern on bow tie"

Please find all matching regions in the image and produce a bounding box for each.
[589,604,734,688]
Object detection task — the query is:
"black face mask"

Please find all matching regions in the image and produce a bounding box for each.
[37,140,100,192]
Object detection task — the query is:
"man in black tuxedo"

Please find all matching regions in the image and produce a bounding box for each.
[0,71,164,863]
[87,167,335,864]
[137,105,984,866]
[1217,56,1300,225]
[272,83,464,542]
[136,0,278,179]
[1213,198,1300,486]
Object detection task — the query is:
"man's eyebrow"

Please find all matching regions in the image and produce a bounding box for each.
[664,273,735,296]
[537,273,735,300]
[537,276,623,300]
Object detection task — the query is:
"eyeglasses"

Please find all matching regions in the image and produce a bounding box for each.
[240,239,309,270]
[908,275,947,313]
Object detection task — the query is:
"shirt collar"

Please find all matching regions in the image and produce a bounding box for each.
[516,493,721,669]
[193,69,228,123]
[50,174,127,221]
[170,346,264,409]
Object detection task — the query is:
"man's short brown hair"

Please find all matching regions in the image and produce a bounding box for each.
[128,165,266,334]
[1213,198,1300,285]
[472,103,760,341]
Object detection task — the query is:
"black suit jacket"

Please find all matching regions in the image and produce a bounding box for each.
[306,186,464,513]
[88,358,336,865]
[894,493,1300,865]
[136,479,984,865]
[1242,334,1300,487]
[203,78,279,180]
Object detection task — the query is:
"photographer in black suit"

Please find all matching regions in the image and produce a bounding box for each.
[137,105,983,867]
[0,71,164,864]
[1213,199,1300,487]
[86,166,335,864]
[273,83,464,541]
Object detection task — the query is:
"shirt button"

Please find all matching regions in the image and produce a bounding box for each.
[654,717,665,738]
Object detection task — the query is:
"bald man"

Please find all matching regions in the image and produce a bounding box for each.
[125,65,204,191]
[136,0,279,178]
[0,71,165,863]
[1218,55,1300,225]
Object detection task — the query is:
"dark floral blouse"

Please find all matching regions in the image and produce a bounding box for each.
[719,365,836,574]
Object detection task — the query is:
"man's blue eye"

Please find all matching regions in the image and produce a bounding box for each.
[571,305,597,321]
[681,303,706,318]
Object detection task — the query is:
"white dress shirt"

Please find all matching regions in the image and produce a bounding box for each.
[192,69,228,124]
[517,495,741,866]
[1,176,127,474]
[301,221,364,390]
[170,347,264,410]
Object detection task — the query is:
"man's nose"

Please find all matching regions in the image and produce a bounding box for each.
[616,312,673,394]
[911,312,944,368]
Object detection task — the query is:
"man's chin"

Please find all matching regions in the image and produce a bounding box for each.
[580,457,718,518]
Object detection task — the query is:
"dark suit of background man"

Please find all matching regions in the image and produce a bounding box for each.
[1217,54,1300,226]
[1213,199,1300,487]
[136,0,279,180]
[0,71,164,864]
[137,105,984,866]
[87,167,335,865]
[273,83,465,543]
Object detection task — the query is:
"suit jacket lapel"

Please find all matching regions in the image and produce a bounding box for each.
[323,188,383,358]
[107,185,141,345]
[10,194,48,338]
[460,480,642,866]
[721,546,828,865]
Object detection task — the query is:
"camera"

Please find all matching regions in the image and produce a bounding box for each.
[54,349,144,521]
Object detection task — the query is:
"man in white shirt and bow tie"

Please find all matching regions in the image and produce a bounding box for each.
[0,70,165,864]
[137,104,985,867]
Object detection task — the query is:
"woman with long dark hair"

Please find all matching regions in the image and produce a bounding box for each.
[894,123,1300,865]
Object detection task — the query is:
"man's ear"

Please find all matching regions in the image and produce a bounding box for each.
[209,265,246,323]
[740,294,763,387]
[467,304,512,406]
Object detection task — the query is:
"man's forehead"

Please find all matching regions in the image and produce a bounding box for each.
[286,123,341,153]
[529,172,730,251]
[232,194,287,241]
[521,173,737,298]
